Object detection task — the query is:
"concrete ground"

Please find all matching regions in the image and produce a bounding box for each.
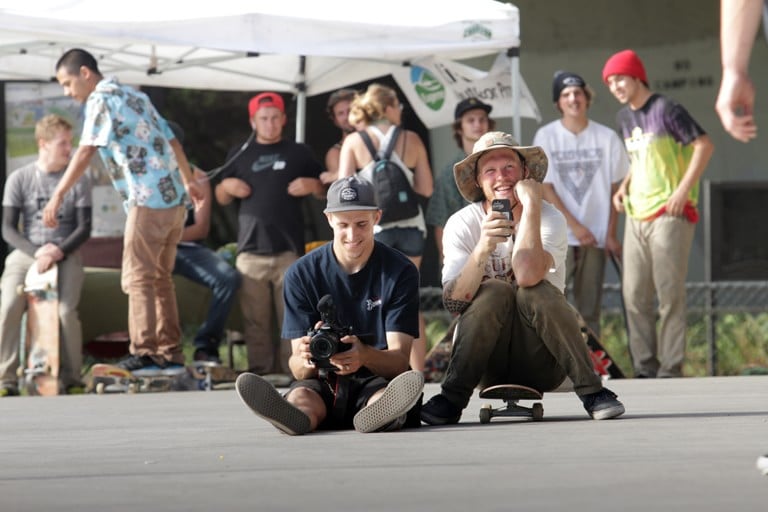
[1,376,766,512]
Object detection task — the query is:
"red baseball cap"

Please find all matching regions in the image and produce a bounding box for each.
[248,92,285,118]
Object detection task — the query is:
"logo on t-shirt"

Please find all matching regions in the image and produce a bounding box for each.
[251,155,283,173]
[365,297,382,311]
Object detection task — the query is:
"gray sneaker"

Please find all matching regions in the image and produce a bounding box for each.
[235,373,311,435]
[353,370,424,433]
[580,387,625,420]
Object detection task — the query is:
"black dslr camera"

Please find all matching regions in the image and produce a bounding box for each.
[307,295,352,370]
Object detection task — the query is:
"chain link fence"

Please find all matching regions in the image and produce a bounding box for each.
[421,281,768,314]
[420,281,768,375]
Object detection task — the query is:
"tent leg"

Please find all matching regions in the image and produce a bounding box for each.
[510,50,521,143]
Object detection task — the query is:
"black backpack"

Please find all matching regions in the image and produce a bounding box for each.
[358,127,421,224]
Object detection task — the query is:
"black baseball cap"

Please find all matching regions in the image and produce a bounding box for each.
[552,70,587,102]
[454,97,492,120]
[324,176,380,213]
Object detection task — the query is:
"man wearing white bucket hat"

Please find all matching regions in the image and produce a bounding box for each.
[421,131,625,425]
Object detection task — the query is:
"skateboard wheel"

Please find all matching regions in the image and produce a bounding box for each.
[95,382,105,395]
[127,383,138,394]
[532,402,544,421]
[479,405,492,424]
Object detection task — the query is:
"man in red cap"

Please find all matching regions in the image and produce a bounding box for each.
[602,49,714,378]
[215,92,325,377]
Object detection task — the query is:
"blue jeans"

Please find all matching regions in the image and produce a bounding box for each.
[173,243,242,351]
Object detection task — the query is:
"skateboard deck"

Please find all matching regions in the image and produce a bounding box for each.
[17,264,60,396]
[478,384,544,424]
[424,317,457,383]
[88,363,187,394]
[573,306,625,379]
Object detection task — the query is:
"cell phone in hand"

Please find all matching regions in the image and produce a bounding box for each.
[491,198,511,220]
[491,198,513,238]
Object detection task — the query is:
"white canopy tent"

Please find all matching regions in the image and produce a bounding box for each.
[0,0,539,140]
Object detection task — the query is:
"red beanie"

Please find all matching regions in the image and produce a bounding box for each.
[602,49,648,85]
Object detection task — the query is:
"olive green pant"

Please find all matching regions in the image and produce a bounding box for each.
[441,279,602,409]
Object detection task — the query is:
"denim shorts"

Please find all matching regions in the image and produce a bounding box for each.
[375,227,425,257]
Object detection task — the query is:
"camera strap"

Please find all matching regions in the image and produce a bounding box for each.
[329,373,352,424]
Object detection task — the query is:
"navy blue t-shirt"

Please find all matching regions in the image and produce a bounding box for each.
[282,241,419,350]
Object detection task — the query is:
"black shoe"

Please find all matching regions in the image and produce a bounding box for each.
[420,394,463,425]
[193,348,221,365]
[235,373,311,435]
[580,388,625,420]
[115,354,163,371]
[0,386,19,397]
[65,383,86,395]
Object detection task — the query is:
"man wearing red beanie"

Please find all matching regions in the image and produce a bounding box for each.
[602,49,714,378]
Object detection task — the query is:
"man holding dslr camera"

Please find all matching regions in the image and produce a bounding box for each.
[236,176,424,435]
[420,131,625,426]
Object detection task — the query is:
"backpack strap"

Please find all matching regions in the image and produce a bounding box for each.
[380,126,401,161]
[358,130,379,161]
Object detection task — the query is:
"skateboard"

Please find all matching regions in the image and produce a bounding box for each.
[574,312,626,379]
[581,326,625,379]
[17,264,60,396]
[609,252,633,368]
[88,363,187,394]
[176,361,240,391]
[424,317,457,383]
[478,384,544,424]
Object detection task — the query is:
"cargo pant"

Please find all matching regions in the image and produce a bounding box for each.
[440,279,603,409]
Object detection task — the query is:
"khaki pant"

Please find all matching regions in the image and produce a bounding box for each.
[0,249,85,388]
[121,206,186,363]
[622,215,695,377]
[566,245,607,337]
[235,251,297,374]
[441,279,603,408]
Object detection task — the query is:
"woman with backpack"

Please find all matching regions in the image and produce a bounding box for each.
[337,83,433,371]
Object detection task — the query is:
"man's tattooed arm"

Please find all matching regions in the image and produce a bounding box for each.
[443,280,473,314]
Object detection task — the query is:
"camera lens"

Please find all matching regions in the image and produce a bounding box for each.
[309,331,338,360]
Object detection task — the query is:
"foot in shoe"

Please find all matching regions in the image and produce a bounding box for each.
[236,373,311,435]
[353,370,424,433]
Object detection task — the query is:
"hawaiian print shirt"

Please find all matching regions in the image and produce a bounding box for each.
[80,77,187,211]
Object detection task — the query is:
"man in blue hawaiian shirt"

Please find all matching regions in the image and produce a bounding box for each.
[43,48,203,371]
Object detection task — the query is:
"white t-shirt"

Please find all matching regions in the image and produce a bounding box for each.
[442,200,568,292]
[533,119,629,247]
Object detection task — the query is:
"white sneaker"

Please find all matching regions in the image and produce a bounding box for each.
[353,370,424,433]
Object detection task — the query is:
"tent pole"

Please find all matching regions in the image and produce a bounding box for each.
[509,48,521,142]
[295,56,307,143]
